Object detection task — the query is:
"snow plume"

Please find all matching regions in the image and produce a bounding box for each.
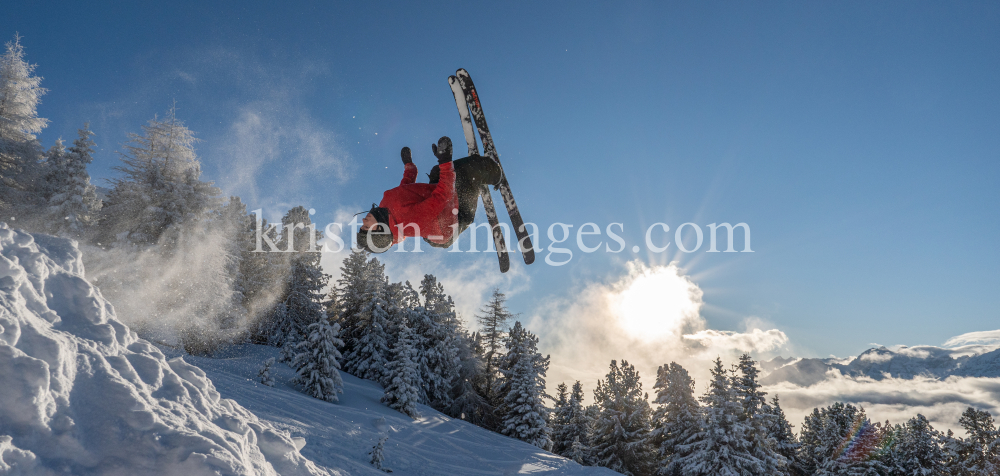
[0,224,326,475]
[530,260,789,400]
[765,373,1000,435]
[81,225,257,348]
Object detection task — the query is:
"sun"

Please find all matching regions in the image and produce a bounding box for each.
[612,262,704,342]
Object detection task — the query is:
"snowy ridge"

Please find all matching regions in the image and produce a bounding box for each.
[0,224,325,475]
[761,342,1000,387]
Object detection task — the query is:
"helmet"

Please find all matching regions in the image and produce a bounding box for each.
[357,204,393,253]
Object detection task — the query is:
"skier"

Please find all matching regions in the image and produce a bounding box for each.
[357,136,502,252]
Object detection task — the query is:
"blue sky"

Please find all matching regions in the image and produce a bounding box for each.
[6,1,999,365]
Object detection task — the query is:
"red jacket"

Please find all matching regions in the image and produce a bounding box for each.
[379,161,457,246]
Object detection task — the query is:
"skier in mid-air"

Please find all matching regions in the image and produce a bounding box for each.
[357,136,501,253]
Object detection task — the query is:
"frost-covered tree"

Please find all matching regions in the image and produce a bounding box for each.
[590,359,654,476]
[497,321,551,449]
[888,414,945,475]
[369,435,388,471]
[797,402,889,475]
[415,275,462,410]
[476,288,516,404]
[382,318,422,419]
[678,357,762,476]
[552,380,591,461]
[0,35,47,216]
[342,259,391,384]
[266,206,329,350]
[955,407,1000,474]
[42,125,102,236]
[764,395,799,472]
[99,104,221,246]
[650,362,701,476]
[732,354,786,474]
[258,357,276,387]
[290,313,345,402]
[448,328,492,426]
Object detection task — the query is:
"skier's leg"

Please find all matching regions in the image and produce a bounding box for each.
[452,155,502,229]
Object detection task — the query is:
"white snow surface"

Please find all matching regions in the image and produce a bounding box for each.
[0,225,326,475]
[0,225,613,475]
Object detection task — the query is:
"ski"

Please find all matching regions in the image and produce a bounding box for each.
[448,75,510,273]
[455,69,536,265]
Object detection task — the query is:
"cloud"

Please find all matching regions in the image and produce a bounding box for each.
[766,373,1000,435]
[529,260,789,400]
[944,330,1000,348]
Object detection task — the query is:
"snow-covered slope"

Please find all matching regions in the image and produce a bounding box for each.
[0,225,612,475]
[181,345,616,476]
[0,225,325,475]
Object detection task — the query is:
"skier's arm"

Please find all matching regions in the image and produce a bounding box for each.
[400,146,417,185]
[400,163,418,185]
[409,161,455,218]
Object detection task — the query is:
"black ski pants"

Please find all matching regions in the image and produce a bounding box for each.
[426,155,502,247]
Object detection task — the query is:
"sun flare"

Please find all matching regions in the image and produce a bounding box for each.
[612,262,704,342]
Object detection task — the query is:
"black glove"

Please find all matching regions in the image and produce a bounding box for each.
[431,136,452,164]
[400,147,412,165]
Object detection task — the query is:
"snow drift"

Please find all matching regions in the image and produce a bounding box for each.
[0,224,327,476]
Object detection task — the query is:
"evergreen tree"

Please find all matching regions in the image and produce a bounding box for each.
[650,362,701,476]
[888,414,945,475]
[0,35,47,215]
[764,395,799,472]
[382,318,422,419]
[797,402,888,475]
[416,275,462,410]
[448,328,492,427]
[223,199,288,339]
[342,259,391,384]
[497,321,551,449]
[956,407,999,475]
[678,357,762,476]
[552,380,592,461]
[269,206,329,348]
[732,354,786,474]
[258,357,275,387]
[99,104,221,246]
[290,313,345,402]
[476,287,515,403]
[591,360,654,476]
[43,124,102,235]
[369,435,388,471]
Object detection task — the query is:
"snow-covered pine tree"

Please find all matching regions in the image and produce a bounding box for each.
[650,362,701,476]
[888,414,946,475]
[342,261,391,385]
[764,395,799,472]
[258,357,276,386]
[267,206,329,349]
[333,250,370,341]
[43,124,102,236]
[448,328,492,427]
[590,359,654,476]
[678,357,762,476]
[732,354,786,474]
[382,317,422,419]
[476,288,516,406]
[0,35,47,216]
[796,402,886,475]
[550,383,571,455]
[497,321,551,449]
[290,313,345,402]
[565,381,592,464]
[369,435,388,471]
[416,274,462,410]
[99,104,221,246]
[957,407,1000,474]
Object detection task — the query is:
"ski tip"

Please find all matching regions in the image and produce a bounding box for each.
[448,75,458,83]
[456,68,469,76]
[522,251,535,265]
